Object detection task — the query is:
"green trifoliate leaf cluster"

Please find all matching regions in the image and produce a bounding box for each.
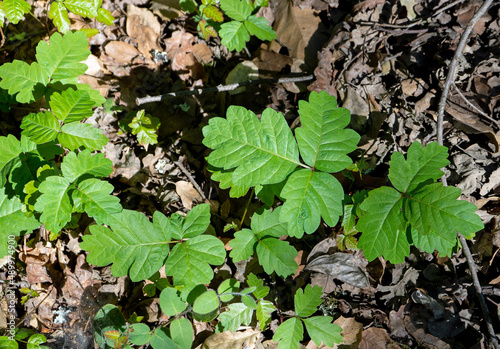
[158,273,275,335]
[0,0,114,33]
[203,91,360,238]
[81,203,226,284]
[357,141,484,263]
[229,207,298,277]
[273,285,343,349]
[128,109,161,146]
[218,0,276,51]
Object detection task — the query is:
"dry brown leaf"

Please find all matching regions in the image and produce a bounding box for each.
[151,0,185,20]
[252,49,293,76]
[352,0,385,13]
[270,1,326,67]
[83,54,109,77]
[192,43,213,64]
[445,93,500,152]
[202,328,262,349]
[332,316,363,349]
[176,180,203,209]
[104,41,141,64]
[126,4,162,58]
[358,327,398,349]
[164,31,207,80]
[78,75,110,98]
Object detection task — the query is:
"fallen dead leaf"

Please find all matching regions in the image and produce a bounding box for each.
[332,316,363,349]
[202,328,262,349]
[306,253,370,288]
[127,4,162,59]
[270,1,327,67]
[104,41,141,64]
[176,180,203,209]
[358,327,400,349]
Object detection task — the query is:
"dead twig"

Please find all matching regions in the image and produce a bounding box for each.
[173,160,207,201]
[136,75,314,105]
[435,0,498,348]
[451,82,500,128]
[437,0,494,145]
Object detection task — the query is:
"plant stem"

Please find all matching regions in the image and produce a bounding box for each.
[136,75,314,105]
[435,0,498,347]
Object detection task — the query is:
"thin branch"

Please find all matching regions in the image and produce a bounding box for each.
[435,1,498,348]
[452,82,500,128]
[436,0,494,145]
[174,160,207,201]
[136,75,315,105]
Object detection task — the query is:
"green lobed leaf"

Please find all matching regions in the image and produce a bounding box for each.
[203,4,223,22]
[20,112,60,144]
[168,203,211,239]
[203,106,300,187]
[0,61,48,103]
[150,328,179,349]
[229,229,257,262]
[179,0,197,13]
[410,227,456,257]
[256,300,275,330]
[296,91,360,173]
[251,206,288,238]
[302,316,343,347]
[71,178,122,225]
[80,209,171,282]
[0,188,40,258]
[229,208,297,277]
[49,2,71,33]
[388,141,449,193]
[256,238,298,278]
[219,21,249,51]
[219,0,252,21]
[159,288,187,317]
[294,284,323,318]
[129,110,161,146]
[193,290,219,314]
[35,31,90,82]
[273,317,303,349]
[34,176,72,233]
[58,123,109,151]
[127,323,151,346]
[217,303,253,332]
[3,0,30,24]
[170,318,193,349]
[406,183,483,241]
[60,149,113,182]
[241,294,257,309]
[0,3,6,27]
[218,279,240,302]
[63,0,98,18]
[247,273,269,299]
[357,186,409,263]
[96,7,114,25]
[244,15,276,41]
[49,88,95,123]
[280,169,344,238]
[0,135,22,187]
[164,235,226,287]
[208,166,249,198]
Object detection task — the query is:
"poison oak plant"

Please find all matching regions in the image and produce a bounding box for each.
[180,0,276,51]
[0,0,114,34]
[0,31,118,254]
[0,28,484,348]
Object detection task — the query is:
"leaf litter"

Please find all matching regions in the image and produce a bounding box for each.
[0,0,499,348]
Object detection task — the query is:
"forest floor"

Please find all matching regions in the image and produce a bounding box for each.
[1,0,500,348]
